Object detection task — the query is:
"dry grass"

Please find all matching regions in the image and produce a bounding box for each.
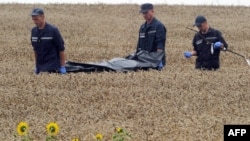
[0,4,250,141]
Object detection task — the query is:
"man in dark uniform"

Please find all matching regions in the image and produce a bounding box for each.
[30,8,66,74]
[128,3,167,70]
[184,15,228,70]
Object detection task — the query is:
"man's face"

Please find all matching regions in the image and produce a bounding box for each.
[197,22,208,32]
[32,15,45,27]
[142,9,154,21]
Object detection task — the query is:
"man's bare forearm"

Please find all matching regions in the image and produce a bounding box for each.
[191,51,197,56]
[34,51,37,65]
[59,51,66,66]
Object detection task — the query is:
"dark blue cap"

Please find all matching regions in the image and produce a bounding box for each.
[140,3,154,13]
[31,8,44,16]
[193,15,207,26]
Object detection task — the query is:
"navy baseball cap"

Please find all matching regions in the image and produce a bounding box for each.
[193,15,207,27]
[30,8,44,16]
[140,3,153,13]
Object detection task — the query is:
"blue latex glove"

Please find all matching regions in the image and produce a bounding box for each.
[184,51,192,58]
[58,66,66,74]
[34,66,39,74]
[214,42,222,49]
[158,61,164,70]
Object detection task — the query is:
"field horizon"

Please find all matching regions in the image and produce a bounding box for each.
[0,4,249,141]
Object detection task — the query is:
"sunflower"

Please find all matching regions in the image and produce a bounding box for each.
[46,122,59,136]
[16,122,29,136]
[95,133,103,140]
[116,127,123,133]
[72,138,79,141]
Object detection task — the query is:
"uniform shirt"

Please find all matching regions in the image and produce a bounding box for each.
[193,27,228,69]
[31,23,65,72]
[137,18,167,66]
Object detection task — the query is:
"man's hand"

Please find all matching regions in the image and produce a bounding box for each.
[184,51,192,58]
[125,52,136,59]
[157,49,163,52]
[214,42,223,49]
[59,66,66,74]
[158,61,164,70]
[34,66,39,74]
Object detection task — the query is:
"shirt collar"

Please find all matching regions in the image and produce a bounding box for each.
[37,22,48,30]
[145,17,157,28]
[200,27,212,34]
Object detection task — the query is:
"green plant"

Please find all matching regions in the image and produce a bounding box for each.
[112,128,131,141]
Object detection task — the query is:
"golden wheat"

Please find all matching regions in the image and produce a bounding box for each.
[0,4,249,141]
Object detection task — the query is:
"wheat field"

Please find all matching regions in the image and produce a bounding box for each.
[0,4,249,141]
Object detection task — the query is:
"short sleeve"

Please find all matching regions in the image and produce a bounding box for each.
[155,23,167,50]
[53,27,65,51]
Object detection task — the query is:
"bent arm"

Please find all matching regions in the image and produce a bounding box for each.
[192,35,199,56]
[217,31,228,49]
